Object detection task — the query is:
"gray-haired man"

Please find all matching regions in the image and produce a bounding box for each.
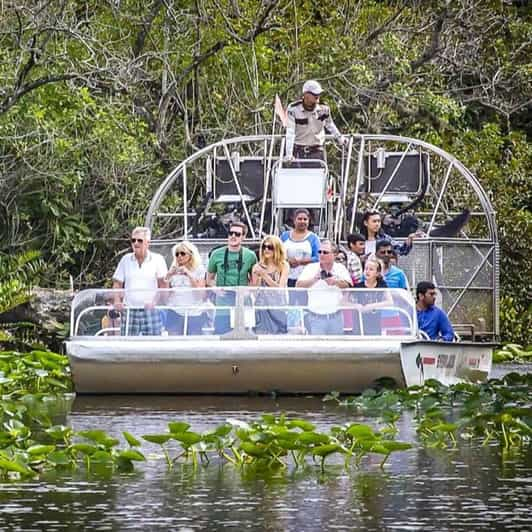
[112,226,168,335]
[296,240,352,335]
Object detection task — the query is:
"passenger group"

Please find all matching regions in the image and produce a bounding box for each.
[110,218,454,341]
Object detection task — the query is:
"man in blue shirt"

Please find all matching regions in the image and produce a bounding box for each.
[416,281,455,341]
[375,240,409,289]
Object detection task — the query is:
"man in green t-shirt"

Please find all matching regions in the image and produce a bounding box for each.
[207,221,257,334]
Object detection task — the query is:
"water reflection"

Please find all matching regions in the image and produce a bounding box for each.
[0,395,530,531]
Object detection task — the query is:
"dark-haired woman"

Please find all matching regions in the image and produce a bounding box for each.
[280,208,319,331]
[361,210,413,257]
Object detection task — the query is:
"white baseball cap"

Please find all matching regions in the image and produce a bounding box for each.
[302,79,323,95]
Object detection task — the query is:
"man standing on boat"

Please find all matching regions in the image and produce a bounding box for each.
[207,221,257,334]
[296,239,352,334]
[112,226,168,336]
[284,79,347,162]
[416,281,455,342]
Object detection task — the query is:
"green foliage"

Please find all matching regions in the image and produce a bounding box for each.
[326,374,532,451]
[493,342,532,364]
[141,413,412,472]
[0,349,144,480]
[0,251,43,315]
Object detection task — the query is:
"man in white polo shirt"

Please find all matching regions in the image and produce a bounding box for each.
[296,239,352,335]
[112,226,168,335]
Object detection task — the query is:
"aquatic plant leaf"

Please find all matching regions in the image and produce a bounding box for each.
[115,456,135,472]
[47,450,71,465]
[276,431,299,442]
[277,440,300,451]
[346,424,376,440]
[26,444,55,456]
[312,444,344,457]
[0,457,34,476]
[512,419,532,436]
[358,439,380,452]
[31,350,68,365]
[287,419,316,432]
[368,444,388,455]
[46,425,72,441]
[235,428,251,441]
[171,432,202,446]
[239,442,267,457]
[123,431,141,447]
[77,430,110,444]
[142,434,172,445]
[90,450,112,463]
[168,422,190,433]
[45,377,69,390]
[119,449,146,461]
[432,423,458,433]
[0,432,14,445]
[250,431,273,444]
[379,441,413,452]
[70,443,98,455]
[261,414,276,424]
[297,432,330,446]
[213,424,232,437]
[4,419,26,431]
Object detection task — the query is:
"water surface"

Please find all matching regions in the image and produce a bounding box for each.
[0,394,530,531]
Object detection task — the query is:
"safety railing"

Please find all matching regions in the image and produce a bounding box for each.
[70,287,417,339]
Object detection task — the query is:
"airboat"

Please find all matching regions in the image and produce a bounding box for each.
[66,133,496,393]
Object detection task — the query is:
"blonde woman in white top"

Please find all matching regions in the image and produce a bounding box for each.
[165,241,206,335]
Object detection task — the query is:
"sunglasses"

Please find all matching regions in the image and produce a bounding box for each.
[379,250,394,255]
[318,250,332,255]
[175,251,189,257]
[262,244,274,251]
[131,238,144,244]
[228,231,243,237]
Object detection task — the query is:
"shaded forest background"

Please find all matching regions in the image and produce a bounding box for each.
[0,0,530,342]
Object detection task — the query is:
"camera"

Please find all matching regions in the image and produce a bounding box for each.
[320,270,332,280]
[108,309,121,320]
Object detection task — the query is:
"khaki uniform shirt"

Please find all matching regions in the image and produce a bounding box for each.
[285,100,343,157]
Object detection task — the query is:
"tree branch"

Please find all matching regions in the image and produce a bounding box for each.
[132,0,165,57]
[0,74,79,114]
[364,6,406,45]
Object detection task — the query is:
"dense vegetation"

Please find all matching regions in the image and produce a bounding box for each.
[0,1,530,342]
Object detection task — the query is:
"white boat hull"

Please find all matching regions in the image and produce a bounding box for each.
[66,336,408,394]
[400,340,493,387]
[66,336,494,394]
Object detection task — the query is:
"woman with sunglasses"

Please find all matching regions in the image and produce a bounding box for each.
[165,241,206,336]
[251,236,289,334]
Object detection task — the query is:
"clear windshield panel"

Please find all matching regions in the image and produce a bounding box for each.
[70,288,416,338]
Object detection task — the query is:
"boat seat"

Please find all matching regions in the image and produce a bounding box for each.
[272,161,328,208]
[207,156,271,203]
[363,150,429,203]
